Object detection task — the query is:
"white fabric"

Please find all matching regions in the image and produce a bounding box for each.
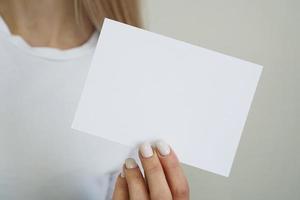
[0,17,123,200]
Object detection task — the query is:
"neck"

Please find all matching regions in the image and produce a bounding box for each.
[0,0,95,49]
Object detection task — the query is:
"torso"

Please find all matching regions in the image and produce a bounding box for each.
[0,17,126,200]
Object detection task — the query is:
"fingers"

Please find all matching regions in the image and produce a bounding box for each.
[113,141,189,200]
[112,173,129,200]
[124,158,149,200]
[139,142,173,200]
[156,141,189,200]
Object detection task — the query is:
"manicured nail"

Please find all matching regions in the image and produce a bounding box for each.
[120,167,125,178]
[139,142,153,158]
[155,140,171,156]
[125,158,137,169]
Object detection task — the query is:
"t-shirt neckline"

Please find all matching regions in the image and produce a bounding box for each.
[0,16,98,60]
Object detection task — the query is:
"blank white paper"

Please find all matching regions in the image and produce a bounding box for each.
[72,18,262,177]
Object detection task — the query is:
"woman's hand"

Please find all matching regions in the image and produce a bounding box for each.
[112,141,189,200]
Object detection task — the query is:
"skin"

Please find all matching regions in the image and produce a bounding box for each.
[0,0,94,49]
[113,146,189,200]
[0,1,190,199]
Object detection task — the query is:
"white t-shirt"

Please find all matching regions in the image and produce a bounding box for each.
[0,17,124,200]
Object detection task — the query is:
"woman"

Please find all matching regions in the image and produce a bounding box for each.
[0,0,189,199]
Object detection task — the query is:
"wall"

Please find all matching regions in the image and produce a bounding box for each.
[141,0,300,199]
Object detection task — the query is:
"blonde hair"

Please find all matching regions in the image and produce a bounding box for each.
[74,0,142,30]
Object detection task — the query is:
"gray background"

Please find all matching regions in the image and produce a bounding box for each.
[141,0,300,199]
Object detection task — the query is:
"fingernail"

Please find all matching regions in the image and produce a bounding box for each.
[155,140,171,156]
[139,142,153,158]
[125,158,137,169]
[120,167,125,178]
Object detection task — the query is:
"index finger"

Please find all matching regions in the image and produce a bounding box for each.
[155,140,189,200]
